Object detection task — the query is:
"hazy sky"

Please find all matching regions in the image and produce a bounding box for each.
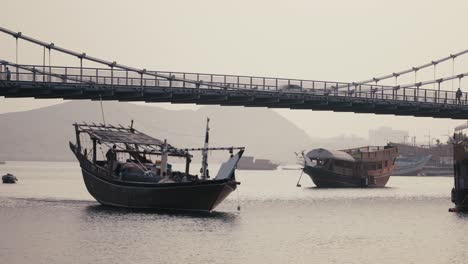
[2,0,468,143]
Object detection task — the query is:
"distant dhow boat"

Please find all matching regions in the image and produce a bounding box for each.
[391,154,432,176]
[237,156,279,170]
[302,145,398,188]
[69,119,245,212]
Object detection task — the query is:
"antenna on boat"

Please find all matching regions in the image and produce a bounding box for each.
[160,139,168,178]
[99,94,106,125]
[201,117,210,180]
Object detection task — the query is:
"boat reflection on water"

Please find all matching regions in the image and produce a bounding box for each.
[83,203,239,220]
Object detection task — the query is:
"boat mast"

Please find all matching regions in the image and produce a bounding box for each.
[74,123,81,152]
[160,139,168,178]
[201,117,210,179]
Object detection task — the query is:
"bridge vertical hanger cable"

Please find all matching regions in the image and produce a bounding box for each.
[42,46,46,82]
[48,48,51,82]
[79,56,83,83]
[15,37,18,80]
[414,68,418,99]
[437,81,441,104]
[414,68,417,84]
[15,37,18,64]
[452,57,456,91]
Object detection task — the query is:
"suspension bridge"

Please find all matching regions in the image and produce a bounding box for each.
[1,26,468,119]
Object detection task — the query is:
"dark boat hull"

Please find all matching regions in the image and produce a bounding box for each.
[71,143,238,212]
[2,175,17,184]
[81,168,236,211]
[451,143,468,212]
[304,166,390,188]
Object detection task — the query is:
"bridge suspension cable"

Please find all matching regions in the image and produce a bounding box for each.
[377,71,468,92]
[0,26,230,90]
[354,49,468,86]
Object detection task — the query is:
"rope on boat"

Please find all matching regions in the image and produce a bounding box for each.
[296,171,304,187]
[236,187,241,211]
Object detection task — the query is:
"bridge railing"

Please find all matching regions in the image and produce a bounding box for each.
[0,62,464,105]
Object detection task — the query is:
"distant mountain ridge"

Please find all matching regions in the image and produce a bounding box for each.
[0,101,316,163]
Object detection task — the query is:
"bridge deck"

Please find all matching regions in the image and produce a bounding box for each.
[1,64,468,119]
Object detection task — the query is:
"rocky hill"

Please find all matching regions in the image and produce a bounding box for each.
[0,101,314,163]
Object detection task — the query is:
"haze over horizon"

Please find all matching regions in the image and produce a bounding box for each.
[2,0,468,141]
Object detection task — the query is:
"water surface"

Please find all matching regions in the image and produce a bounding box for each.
[0,161,466,264]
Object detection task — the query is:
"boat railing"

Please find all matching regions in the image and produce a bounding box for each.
[1,59,465,106]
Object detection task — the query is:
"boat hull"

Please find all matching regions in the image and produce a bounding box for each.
[304,166,390,188]
[71,143,238,212]
[81,168,236,211]
[2,175,17,184]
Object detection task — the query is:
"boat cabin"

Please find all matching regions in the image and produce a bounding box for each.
[304,145,398,177]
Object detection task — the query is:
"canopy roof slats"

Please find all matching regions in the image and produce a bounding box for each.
[75,122,187,156]
[75,123,245,157]
[182,147,245,151]
[90,130,165,145]
[115,149,190,157]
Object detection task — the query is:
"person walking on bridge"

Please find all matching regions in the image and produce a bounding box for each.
[6,67,11,81]
[456,88,463,105]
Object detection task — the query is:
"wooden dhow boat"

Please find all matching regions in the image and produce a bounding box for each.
[391,154,432,176]
[450,122,468,212]
[301,145,398,188]
[69,119,245,212]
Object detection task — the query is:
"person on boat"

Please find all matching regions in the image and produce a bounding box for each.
[106,145,117,161]
[456,88,463,105]
[106,145,118,172]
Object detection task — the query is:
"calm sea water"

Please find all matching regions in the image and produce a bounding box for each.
[0,161,467,264]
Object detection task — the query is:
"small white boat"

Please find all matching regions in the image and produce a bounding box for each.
[2,173,17,184]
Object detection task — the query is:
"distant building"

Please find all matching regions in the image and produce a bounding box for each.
[368,127,409,145]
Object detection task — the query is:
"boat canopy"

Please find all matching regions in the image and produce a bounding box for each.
[455,122,468,132]
[74,123,189,157]
[305,148,355,162]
